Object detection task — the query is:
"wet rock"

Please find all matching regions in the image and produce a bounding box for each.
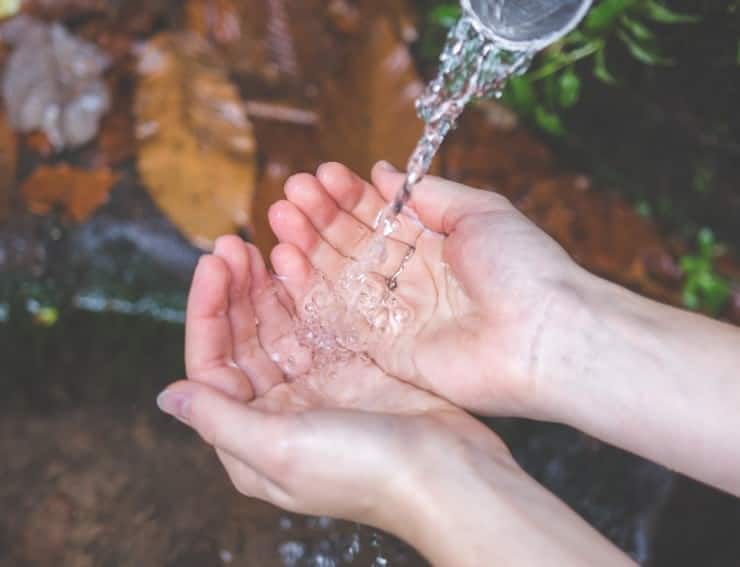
[1,15,111,150]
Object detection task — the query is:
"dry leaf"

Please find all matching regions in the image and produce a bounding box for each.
[24,131,53,156]
[135,32,257,249]
[319,14,427,179]
[96,69,136,167]
[186,0,272,79]
[186,0,334,92]
[0,109,17,220]
[21,164,115,222]
[23,0,107,19]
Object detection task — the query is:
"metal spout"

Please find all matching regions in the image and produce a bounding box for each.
[460,0,593,51]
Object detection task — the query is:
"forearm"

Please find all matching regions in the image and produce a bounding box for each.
[539,270,740,496]
[396,434,634,566]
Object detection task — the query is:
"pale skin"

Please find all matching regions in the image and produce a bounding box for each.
[158,161,740,565]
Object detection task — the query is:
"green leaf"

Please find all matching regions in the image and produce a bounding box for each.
[621,15,654,41]
[593,48,617,84]
[34,306,59,327]
[542,73,558,108]
[429,5,461,28]
[585,0,636,34]
[557,69,581,108]
[701,277,730,315]
[680,255,701,274]
[645,0,699,24]
[634,200,652,218]
[534,106,566,136]
[682,285,700,310]
[697,227,715,255]
[692,160,715,194]
[617,30,673,65]
[505,76,537,116]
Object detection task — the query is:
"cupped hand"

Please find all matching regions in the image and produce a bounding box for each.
[158,235,633,567]
[268,161,582,417]
[157,236,508,531]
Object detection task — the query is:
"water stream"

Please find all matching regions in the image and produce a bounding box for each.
[389,16,532,217]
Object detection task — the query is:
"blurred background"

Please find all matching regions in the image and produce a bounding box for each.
[0,0,739,565]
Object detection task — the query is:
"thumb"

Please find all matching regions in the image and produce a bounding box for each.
[371,161,510,234]
[157,380,296,476]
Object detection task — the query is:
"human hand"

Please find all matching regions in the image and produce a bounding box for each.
[157,236,507,529]
[268,161,585,418]
[157,236,632,566]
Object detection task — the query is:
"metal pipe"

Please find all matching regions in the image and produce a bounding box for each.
[460,0,593,51]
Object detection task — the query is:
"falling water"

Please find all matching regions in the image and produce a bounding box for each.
[387,15,533,218]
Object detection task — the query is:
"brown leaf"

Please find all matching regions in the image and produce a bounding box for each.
[24,131,53,157]
[134,32,257,250]
[185,0,272,81]
[96,68,136,167]
[186,0,335,95]
[113,0,173,36]
[0,110,17,221]
[23,0,108,20]
[21,164,115,222]
[319,14,427,179]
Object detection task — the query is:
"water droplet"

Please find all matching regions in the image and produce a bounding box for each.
[278,541,305,567]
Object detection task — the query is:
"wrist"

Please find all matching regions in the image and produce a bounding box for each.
[395,423,516,565]
[397,417,635,566]
[530,267,624,423]
[531,266,665,425]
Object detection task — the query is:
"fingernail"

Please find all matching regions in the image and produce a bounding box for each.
[157,390,191,422]
[378,160,397,172]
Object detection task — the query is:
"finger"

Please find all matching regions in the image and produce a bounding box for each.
[315,162,422,243]
[247,244,313,379]
[185,255,254,401]
[283,172,418,275]
[268,199,346,278]
[158,381,298,480]
[270,242,314,306]
[213,236,284,393]
[371,161,511,234]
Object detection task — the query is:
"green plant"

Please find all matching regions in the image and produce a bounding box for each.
[680,228,730,315]
[424,0,698,135]
[428,3,461,28]
[503,0,698,135]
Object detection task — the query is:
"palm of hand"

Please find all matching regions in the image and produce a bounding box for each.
[268,162,574,416]
[183,234,506,520]
[185,236,448,417]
